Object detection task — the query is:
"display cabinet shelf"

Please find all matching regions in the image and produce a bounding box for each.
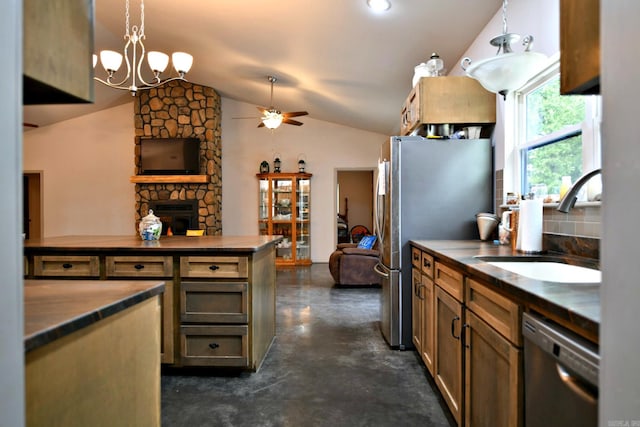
[257,172,312,266]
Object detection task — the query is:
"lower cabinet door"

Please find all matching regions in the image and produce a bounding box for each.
[412,268,423,353]
[465,310,523,427]
[420,274,435,376]
[180,325,248,367]
[434,285,463,425]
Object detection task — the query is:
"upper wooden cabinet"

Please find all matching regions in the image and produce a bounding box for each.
[23,0,94,104]
[400,76,496,136]
[560,0,600,95]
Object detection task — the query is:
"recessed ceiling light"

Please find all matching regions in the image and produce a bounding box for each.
[367,0,391,13]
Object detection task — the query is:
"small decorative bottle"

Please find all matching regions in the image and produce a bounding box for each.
[559,176,572,199]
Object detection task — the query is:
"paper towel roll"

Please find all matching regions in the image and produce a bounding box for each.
[517,199,543,253]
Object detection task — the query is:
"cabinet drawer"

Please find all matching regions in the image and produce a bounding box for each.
[106,256,173,277]
[411,247,421,269]
[466,278,522,346]
[180,325,248,367]
[33,255,99,277]
[434,261,463,302]
[180,256,249,279]
[180,281,248,324]
[421,252,434,278]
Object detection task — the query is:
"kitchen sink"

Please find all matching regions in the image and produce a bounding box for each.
[474,255,601,283]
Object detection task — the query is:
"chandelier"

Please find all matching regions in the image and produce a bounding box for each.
[93,0,193,95]
[460,0,546,99]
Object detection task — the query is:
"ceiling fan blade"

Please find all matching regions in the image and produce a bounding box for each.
[282,118,304,126]
[232,116,260,120]
[23,122,39,128]
[256,106,270,114]
[257,122,266,128]
[282,111,308,118]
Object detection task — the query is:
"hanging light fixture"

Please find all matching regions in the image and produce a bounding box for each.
[262,110,284,129]
[460,0,546,99]
[93,0,194,96]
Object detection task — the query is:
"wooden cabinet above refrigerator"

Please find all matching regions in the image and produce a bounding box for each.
[400,76,496,136]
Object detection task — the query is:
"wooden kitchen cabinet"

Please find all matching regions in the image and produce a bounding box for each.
[411,244,524,426]
[560,0,600,95]
[411,248,435,375]
[400,76,496,136]
[257,173,312,266]
[434,285,464,425]
[23,0,94,104]
[464,278,523,427]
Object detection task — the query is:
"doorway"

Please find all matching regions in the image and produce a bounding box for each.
[336,170,374,244]
[23,172,43,239]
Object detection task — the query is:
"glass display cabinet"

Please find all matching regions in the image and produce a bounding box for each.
[257,172,312,266]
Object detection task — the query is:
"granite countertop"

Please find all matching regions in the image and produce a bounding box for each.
[24,235,283,254]
[24,279,165,352]
[410,240,600,341]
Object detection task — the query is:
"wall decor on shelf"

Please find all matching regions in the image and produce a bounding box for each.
[260,161,270,174]
[297,153,307,173]
[273,157,282,173]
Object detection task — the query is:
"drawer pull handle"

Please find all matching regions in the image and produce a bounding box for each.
[413,253,419,261]
[62,263,73,269]
[451,315,461,340]
[208,342,220,350]
[423,259,431,269]
[209,265,220,271]
[134,264,145,270]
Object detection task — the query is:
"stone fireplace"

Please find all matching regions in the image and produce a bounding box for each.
[133,80,222,236]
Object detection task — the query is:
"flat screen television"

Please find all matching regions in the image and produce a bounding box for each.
[140,137,200,175]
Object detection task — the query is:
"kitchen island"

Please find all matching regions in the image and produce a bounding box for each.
[24,235,282,371]
[25,279,165,427]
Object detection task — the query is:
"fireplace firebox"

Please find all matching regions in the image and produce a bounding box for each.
[148,200,198,235]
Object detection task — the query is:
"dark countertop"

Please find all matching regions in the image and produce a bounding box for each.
[24,279,165,352]
[24,235,283,254]
[410,240,600,341]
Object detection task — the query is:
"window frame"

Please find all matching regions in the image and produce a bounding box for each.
[504,53,602,202]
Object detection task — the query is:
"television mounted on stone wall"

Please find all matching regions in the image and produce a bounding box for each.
[140,137,200,175]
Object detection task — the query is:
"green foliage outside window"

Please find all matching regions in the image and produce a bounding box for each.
[523,77,586,195]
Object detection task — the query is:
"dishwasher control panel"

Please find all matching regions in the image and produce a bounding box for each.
[523,312,599,387]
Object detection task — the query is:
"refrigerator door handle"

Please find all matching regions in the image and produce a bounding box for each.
[373,262,389,279]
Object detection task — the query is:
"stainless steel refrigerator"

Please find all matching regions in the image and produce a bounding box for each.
[373,135,493,349]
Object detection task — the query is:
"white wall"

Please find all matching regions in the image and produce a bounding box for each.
[221,97,385,262]
[23,103,135,236]
[1,0,24,425]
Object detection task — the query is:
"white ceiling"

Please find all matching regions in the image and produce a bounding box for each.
[23,0,502,135]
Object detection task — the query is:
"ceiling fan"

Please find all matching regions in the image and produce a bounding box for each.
[236,76,308,129]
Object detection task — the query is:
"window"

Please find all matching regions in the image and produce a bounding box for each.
[508,58,601,202]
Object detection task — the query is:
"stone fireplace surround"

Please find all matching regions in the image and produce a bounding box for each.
[133,80,222,236]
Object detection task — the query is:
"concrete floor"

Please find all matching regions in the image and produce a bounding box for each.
[161,263,455,427]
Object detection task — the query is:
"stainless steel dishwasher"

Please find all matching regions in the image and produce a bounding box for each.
[522,312,599,427]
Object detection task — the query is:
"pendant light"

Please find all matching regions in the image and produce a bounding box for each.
[460,0,546,99]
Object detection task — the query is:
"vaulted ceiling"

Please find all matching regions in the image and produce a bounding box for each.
[23,0,502,135]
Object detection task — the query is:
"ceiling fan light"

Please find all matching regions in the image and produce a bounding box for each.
[262,111,284,129]
[92,54,98,69]
[367,0,391,13]
[100,50,123,73]
[147,51,169,73]
[172,52,193,74]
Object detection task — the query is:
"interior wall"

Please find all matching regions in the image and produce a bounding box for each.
[337,170,374,234]
[23,103,135,236]
[221,97,385,262]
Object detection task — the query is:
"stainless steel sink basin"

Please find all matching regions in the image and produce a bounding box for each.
[474,255,601,283]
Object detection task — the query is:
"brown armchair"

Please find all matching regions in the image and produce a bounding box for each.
[328,243,381,286]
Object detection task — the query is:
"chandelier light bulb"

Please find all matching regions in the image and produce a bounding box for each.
[92,54,98,68]
[172,52,194,74]
[100,50,123,73]
[147,51,169,73]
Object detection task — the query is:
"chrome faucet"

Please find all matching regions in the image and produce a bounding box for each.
[557,168,602,213]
